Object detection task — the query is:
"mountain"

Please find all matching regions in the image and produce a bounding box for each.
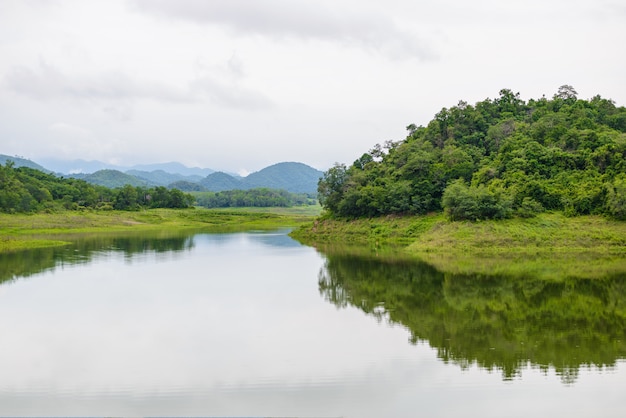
[198,163,323,193]
[168,180,207,192]
[126,169,204,186]
[36,158,215,177]
[37,158,123,174]
[200,172,245,192]
[0,154,51,173]
[72,169,153,188]
[3,154,323,193]
[243,162,323,193]
[128,162,214,177]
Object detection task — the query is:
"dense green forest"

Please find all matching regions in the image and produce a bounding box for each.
[0,162,194,211]
[318,86,626,220]
[194,188,316,208]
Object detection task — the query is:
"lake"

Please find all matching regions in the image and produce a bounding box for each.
[1,229,625,417]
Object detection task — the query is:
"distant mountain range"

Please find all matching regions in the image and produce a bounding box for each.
[0,154,324,194]
[37,158,217,177]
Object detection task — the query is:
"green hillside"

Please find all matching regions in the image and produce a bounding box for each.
[0,154,50,173]
[318,86,626,220]
[73,169,154,188]
[168,180,207,192]
[200,171,244,191]
[243,162,323,193]
[126,169,202,186]
[0,164,194,212]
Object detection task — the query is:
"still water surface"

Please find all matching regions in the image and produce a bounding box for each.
[0,230,625,417]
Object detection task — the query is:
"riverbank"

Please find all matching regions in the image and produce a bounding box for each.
[0,208,315,253]
[290,212,626,278]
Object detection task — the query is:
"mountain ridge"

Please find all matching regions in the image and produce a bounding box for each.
[1,154,323,194]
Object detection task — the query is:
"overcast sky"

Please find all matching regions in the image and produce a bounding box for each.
[1,0,624,174]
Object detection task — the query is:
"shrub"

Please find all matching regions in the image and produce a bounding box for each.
[442,179,513,221]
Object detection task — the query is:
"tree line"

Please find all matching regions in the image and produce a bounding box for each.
[0,162,194,212]
[318,86,626,220]
[194,188,316,208]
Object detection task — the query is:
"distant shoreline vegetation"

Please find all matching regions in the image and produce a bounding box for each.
[0,161,195,212]
[0,161,321,213]
[193,188,317,208]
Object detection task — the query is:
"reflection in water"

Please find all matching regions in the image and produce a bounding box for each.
[0,231,196,285]
[317,250,626,383]
[1,231,626,416]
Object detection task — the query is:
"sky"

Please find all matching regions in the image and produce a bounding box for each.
[0,0,624,175]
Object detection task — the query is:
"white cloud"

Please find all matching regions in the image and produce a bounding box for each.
[5,61,191,103]
[130,0,435,60]
[0,0,624,171]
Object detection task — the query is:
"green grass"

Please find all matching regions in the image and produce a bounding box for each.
[0,207,316,253]
[291,212,626,278]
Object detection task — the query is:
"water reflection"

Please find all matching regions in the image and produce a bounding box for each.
[317,250,626,383]
[0,229,300,286]
[0,231,196,285]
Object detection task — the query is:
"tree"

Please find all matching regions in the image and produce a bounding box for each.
[114,185,140,210]
[555,85,578,101]
[318,163,348,214]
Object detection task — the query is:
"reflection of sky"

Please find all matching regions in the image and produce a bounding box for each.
[0,231,625,417]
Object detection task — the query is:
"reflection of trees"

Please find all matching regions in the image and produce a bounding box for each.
[0,231,196,284]
[318,251,626,383]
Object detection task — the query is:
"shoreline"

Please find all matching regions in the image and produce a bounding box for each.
[0,208,314,253]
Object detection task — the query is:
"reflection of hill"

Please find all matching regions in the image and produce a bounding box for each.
[318,251,626,383]
[0,231,196,285]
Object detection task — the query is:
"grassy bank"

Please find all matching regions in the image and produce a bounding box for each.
[0,207,315,253]
[291,212,626,278]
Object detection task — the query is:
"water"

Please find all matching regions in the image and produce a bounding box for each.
[0,230,625,417]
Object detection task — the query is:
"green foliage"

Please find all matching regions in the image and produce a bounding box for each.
[0,162,194,213]
[317,87,626,220]
[168,180,207,192]
[72,169,153,188]
[317,163,348,214]
[442,179,513,221]
[606,174,626,220]
[194,188,315,208]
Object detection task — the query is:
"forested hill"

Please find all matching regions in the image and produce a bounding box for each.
[200,162,323,193]
[0,154,50,173]
[318,86,626,220]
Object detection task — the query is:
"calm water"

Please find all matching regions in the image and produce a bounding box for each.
[0,230,625,417]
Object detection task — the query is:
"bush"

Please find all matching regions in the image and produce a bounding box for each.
[442,179,512,221]
[606,176,626,220]
[516,197,545,218]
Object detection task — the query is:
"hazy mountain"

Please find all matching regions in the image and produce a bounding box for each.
[36,158,215,177]
[71,169,153,188]
[38,158,124,174]
[126,169,203,186]
[128,162,214,177]
[243,162,323,193]
[4,154,323,193]
[168,180,207,192]
[199,162,323,193]
[200,171,245,192]
[0,154,51,173]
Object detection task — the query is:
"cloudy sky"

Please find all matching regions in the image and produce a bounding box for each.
[1,0,624,174]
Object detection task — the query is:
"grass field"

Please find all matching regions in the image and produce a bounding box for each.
[291,212,626,278]
[0,207,317,253]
